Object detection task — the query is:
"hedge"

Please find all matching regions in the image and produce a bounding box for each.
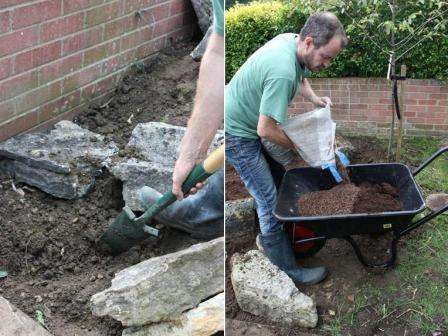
[225,1,448,82]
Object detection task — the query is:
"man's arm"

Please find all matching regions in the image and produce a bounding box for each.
[300,78,332,107]
[172,32,224,200]
[257,114,295,149]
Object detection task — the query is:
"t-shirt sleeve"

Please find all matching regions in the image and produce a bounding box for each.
[259,78,294,124]
[212,0,224,36]
[303,67,311,78]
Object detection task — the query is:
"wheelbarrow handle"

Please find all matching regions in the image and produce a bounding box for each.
[400,146,448,237]
[413,146,448,176]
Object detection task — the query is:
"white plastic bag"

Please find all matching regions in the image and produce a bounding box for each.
[281,104,336,167]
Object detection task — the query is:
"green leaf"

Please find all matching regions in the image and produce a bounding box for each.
[36,310,46,328]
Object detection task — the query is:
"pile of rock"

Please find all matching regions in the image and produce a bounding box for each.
[91,238,224,335]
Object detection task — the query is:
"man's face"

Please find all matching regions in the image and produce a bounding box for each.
[302,35,342,72]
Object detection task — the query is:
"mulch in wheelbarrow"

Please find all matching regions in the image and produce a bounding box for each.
[298,157,402,216]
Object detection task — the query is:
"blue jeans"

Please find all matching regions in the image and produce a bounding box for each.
[226,133,282,235]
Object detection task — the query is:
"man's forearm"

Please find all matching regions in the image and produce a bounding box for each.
[258,118,295,149]
[177,33,224,162]
[300,78,319,104]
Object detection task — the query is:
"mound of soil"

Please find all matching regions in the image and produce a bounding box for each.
[0,42,205,336]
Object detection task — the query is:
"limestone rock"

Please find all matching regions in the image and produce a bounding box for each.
[122,292,224,336]
[0,121,118,199]
[231,250,317,328]
[0,296,53,336]
[110,122,223,211]
[91,237,224,326]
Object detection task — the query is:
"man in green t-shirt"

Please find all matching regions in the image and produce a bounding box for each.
[226,12,348,285]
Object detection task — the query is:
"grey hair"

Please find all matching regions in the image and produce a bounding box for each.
[299,12,348,49]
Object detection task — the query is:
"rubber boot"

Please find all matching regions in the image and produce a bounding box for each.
[137,169,224,239]
[260,230,328,285]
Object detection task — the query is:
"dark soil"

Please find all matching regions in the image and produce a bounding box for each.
[225,163,250,201]
[0,42,204,336]
[225,136,422,336]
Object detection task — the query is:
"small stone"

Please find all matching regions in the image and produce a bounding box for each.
[35,295,43,303]
[90,275,96,282]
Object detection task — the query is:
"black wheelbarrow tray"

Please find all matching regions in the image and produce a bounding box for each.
[273,146,448,269]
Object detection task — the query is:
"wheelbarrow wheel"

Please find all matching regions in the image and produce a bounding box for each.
[285,223,326,259]
[253,210,326,258]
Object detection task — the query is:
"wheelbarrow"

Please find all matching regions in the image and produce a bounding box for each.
[273,146,448,269]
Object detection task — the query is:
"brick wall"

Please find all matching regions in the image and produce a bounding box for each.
[290,78,448,137]
[0,0,196,142]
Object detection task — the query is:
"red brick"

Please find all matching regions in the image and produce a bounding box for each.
[86,1,120,27]
[12,0,62,29]
[81,73,118,101]
[0,26,39,57]
[39,53,83,84]
[63,0,104,14]
[62,63,102,94]
[0,11,10,33]
[153,15,183,37]
[408,85,440,93]
[407,117,426,124]
[84,39,120,66]
[417,99,437,106]
[434,124,448,130]
[405,92,427,100]
[0,110,39,142]
[15,81,62,114]
[0,1,30,9]
[41,12,84,43]
[438,100,448,106]
[104,15,134,40]
[0,71,38,101]
[368,91,390,98]
[120,30,140,51]
[135,36,165,59]
[15,41,61,74]
[151,3,171,22]
[38,89,81,123]
[428,93,448,100]
[170,0,190,15]
[0,57,12,80]
[0,99,15,124]
[101,53,130,75]
[406,105,427,113]
[62,27,103,55]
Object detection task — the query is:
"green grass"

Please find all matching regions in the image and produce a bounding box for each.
[332,136,448,334]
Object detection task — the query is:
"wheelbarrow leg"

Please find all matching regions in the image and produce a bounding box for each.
[343,235,399,269]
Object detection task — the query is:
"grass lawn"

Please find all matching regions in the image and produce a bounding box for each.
[329,136,448,335]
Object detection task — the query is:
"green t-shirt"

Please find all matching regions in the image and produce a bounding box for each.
[212,0,224,36]
[225,33,310,139]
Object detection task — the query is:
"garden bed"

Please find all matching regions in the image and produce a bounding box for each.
[0,42,205,336]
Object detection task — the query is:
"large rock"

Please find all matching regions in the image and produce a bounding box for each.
[0,121,118,199]
[189,0,212,61]
[122,292,224,336]
[110,122,223,211]
[91,237,224,326]
[0,296,53,336]
[191,25,212,61]
[231,250,318,328]
[225,198,256,238]
[190,0,212,34]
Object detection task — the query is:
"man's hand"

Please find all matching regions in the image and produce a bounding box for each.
[172,156,205,201]
[313,96,333,108]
